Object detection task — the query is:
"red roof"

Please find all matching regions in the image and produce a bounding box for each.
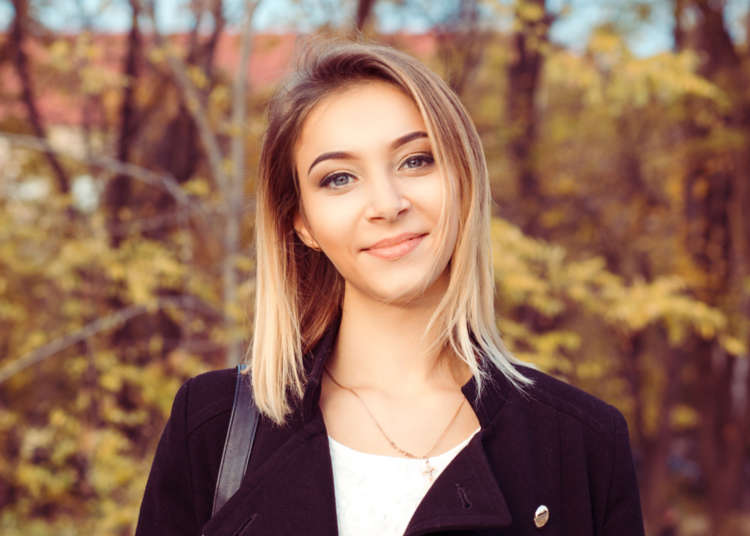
[0,32,439,126]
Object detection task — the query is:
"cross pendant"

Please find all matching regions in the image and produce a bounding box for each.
[423,459,435,482]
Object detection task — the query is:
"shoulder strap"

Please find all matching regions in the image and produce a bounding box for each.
[211,364,259,517]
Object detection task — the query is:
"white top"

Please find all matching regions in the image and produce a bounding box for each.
[328,428,481,536]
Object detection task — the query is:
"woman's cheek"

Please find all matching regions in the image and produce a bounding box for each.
[308,200,360,255]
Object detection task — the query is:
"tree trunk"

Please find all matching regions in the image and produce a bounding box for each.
[354,0,377,32]
[639,341,681,532]
[105,0,142,247]
[505,0,551,236]
[434,0,486,98]
[223,0,259,366]
[677,1,750,532]
[10,0,70,194]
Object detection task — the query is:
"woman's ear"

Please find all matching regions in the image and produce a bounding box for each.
[293,211,321,251]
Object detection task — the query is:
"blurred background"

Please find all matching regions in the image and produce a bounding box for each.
[0,0,748,534]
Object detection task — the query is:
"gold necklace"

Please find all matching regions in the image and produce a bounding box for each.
[323,367,465,482]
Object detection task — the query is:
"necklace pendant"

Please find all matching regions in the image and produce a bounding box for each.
[423,459,435,482]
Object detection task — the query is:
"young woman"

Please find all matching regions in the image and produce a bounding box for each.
[136,40,645,536]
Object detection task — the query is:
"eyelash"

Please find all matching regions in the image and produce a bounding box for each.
[401,153,434,169]
[318,152,435,189]
[319,172,355,189]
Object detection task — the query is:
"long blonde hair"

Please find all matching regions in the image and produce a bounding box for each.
[249,38,534,424]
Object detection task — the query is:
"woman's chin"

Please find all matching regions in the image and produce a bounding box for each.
[373,287,427,307]
[348,273,446,308]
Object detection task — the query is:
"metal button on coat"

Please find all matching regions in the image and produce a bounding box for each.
[534,505,550,528]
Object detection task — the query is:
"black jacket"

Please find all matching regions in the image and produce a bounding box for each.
[136,324,645,535]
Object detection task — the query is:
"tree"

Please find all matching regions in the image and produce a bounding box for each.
[0,1,262,532]
[672,0,750,531]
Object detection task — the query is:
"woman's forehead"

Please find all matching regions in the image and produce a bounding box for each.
[294,80,429,168]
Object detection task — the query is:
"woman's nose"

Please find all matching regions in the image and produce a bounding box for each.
[365,174,411,221]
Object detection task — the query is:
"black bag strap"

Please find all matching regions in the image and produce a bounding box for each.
[211,364,259,517]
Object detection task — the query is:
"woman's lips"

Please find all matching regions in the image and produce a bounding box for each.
[363,233,426,260]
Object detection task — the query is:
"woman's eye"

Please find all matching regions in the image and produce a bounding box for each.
[400,153,434,170]
[320,172,355,189]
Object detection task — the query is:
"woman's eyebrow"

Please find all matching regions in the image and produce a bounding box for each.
[390,130,428,150]
[307,151,354,175]
[306,131,429,176]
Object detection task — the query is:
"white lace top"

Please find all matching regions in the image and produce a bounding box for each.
[328,428,481,536]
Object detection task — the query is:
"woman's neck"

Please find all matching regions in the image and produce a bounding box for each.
[327,277,467,397]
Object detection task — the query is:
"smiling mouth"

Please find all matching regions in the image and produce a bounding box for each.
[363,233,427,260]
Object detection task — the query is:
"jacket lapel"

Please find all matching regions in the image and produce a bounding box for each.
[403,370,564,535]
[203,422,516,536]
[201,415,339,536]
[201,325,340,536]
[404,432,512,535]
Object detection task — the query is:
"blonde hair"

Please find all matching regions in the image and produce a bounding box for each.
[249,38,534,424]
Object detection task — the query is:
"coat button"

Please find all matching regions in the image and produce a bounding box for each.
[534,505,550,528]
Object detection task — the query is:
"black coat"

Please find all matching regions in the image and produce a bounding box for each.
[136,324,646,536]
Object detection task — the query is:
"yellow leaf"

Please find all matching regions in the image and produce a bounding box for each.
[183,177,211,197]
[719,335,747,356]
[671,404,699,429]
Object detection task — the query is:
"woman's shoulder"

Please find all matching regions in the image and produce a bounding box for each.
[502,364,629,439]
[172,367,238,435]
[486,365,644,534]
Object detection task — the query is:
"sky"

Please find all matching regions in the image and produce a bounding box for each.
[0,0,746,57]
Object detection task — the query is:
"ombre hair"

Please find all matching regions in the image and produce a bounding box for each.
[248,38,534,424]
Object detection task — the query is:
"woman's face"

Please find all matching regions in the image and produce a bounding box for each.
[293,80,458,305]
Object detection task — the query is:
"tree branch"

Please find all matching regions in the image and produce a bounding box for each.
[0,295,223,384]
[0,131,203,210]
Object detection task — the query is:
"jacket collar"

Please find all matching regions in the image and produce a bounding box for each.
[300,314,341,423]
